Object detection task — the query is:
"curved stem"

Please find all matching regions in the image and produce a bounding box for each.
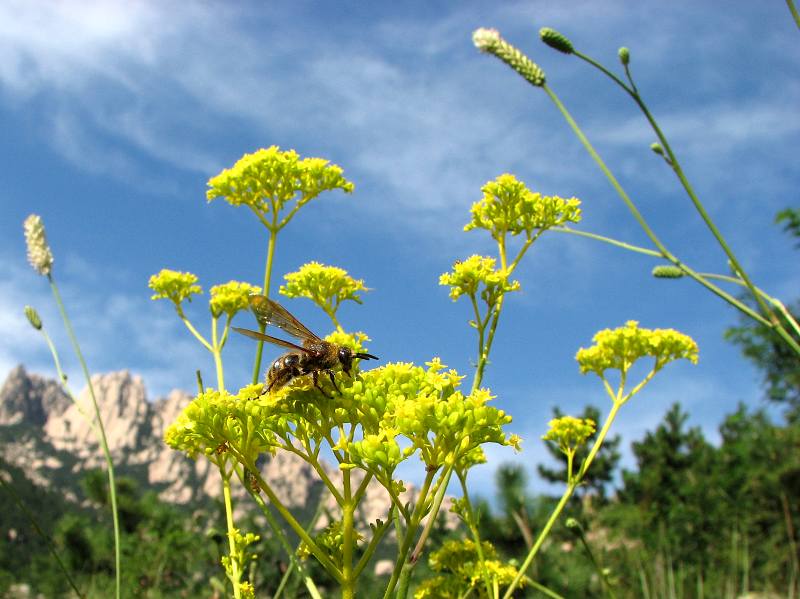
[551,227,662,258]
[48,275,121,599]
[574,50,778,326]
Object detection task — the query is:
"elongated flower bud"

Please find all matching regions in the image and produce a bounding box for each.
[23,214,54,276]
[472,27,546,87]
[618,46,630,66]
[652,265,684,278]
[24,305,42,330]
[540,27,574,54]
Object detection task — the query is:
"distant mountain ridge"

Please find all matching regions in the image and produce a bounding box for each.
[0,366,418,529]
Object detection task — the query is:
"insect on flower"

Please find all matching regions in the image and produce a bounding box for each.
[234,295,378,397]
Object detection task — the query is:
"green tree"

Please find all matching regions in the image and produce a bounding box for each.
[618,404,718,567]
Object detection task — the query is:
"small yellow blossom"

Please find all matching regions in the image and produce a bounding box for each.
[542,416,596,454]
[209,281,261,318]
[148,269,202,305]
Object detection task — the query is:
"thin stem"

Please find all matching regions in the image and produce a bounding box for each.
[177,308,214,352]
[48,275,121,599]
[458,471,494,599]
[551,227,662,258]
[342,468,356,599]
[252,226,279,384]
[382,469,436,599]
[211,316,225,391]
[541,85,773,328]
[354,505,395,578]
[503,482,576,599]
[221,471,242,599]
[574,49,778,327]
[0,474,84,598]
[788,0,800,29]
[246,463,343,582]
[242,469,322,599]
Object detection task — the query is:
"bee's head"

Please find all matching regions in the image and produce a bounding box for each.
[338,347,379,376]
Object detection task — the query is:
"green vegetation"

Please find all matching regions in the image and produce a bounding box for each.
[5,8,800,599]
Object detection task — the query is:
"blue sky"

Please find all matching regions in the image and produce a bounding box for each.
[1,1,798,493]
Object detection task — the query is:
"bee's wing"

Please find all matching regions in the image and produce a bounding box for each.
[233,327,311,354]
[249,295,321,341]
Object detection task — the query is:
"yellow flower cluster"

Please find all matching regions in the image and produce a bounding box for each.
[209,281,261,318]
[464,174,582,240]
[148,269,202,305]
[576,320,699,377]
[280,262,368,310]
[23,214,54,276]
[541,416,596,453]
[439,255,519,304]
[206,146,354,223]
[415,538,523,599]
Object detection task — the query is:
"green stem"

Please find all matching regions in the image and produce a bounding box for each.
[221,470,241,599]
[382,469,436,599]
[252,226,279,384]
[503,481,576,599]
[788,0,800,29]
[575,49,779,327]
[552,227,662,258]
[245,462,343,582]
[505,398,625,599]
[0,474,84,598]
[243,470,322,599]
[177,308,213,352]
[212,316,225,391]
[342,468,356,599]
[458,471,494,599]
[541,85,773,328]
[48,275,121,599]
[355,505,395,578]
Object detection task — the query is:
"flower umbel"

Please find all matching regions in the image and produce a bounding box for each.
[542,416,596,455]
[280,262,368,321]
[206,146,354,231]
[439,255,519,305]
[149,269,203,306]
[23,214,54,276]
[210,281,262,318]
[465,174,582,241]
[576,320,699,378]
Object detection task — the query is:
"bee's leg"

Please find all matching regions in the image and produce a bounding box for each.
[327,370,341,394]
[312,371,332,399]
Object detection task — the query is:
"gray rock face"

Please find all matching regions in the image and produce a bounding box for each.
[0,366,436,533]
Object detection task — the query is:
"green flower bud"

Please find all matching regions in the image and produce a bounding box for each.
[650,142,665,156]
[149,269,202,305]
[472,28,546,87]
[565,517,582,530]
[24,305,42,330]
[540,27,574,54]
[618,46,630,65]
[23,214,54,276]
[652,265,684,279]
[209,281,261,318]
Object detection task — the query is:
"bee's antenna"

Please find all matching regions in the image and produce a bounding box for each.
[355,352,379,360]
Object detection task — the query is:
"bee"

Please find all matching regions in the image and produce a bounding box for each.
[234,295,378,397]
